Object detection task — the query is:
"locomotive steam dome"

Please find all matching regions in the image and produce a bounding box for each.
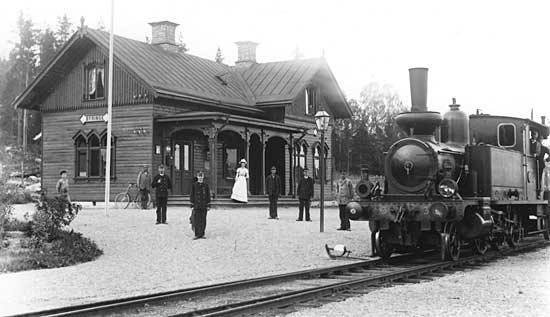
[385,138,437,193]
[441,98,470,146]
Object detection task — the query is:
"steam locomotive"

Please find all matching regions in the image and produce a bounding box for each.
[346,68,550,260]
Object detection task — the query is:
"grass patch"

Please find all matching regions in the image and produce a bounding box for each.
[0,230,103,273]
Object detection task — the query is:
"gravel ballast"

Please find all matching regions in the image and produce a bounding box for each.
[285,246,550,316]
[0,204,372,315]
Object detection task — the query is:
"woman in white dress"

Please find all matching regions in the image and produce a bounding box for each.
[231,158,249,203]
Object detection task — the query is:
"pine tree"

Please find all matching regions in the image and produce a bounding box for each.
[39,28,56,70]
[55,14,73,50]
[215,47,224,63]
[0,12,38,146]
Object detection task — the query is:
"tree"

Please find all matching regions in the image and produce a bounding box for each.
[176,32,189,53]
[215,47,224,63]
[38,28,56,70]
[54,14,73,50]
[0,12,39,147]
[333,83,406,175]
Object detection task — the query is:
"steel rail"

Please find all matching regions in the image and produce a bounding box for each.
[11,253,421,317]
[168,239,549,316]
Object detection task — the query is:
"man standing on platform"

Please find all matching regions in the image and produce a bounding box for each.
[190,171,211,239]
[296,167,314,221]
[266,166,281,219]
[336,171,354,231]
[137,165,151,209]
[151,164,172,224]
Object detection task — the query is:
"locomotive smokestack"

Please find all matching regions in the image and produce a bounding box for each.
[396,67,441,137]
[542,116,546,125]
[409,68,428,112]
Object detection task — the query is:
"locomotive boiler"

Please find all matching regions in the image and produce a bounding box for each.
[346,68,550,260]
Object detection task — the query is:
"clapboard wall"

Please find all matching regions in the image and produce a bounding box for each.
[42,104,154,201]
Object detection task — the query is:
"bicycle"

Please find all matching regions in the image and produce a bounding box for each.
[114,182,152,209]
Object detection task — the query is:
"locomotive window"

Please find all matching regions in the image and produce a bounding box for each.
[497,123,516,147]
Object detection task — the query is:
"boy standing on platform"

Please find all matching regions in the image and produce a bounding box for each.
[190,171,211,239]
[151,164,172,224]
[296,167,314,221]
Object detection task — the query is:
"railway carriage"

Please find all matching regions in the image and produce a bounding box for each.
[346,68,550,260]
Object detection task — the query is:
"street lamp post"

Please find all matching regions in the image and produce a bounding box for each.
[315,110,330,233]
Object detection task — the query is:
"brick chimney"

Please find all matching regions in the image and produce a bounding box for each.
[149,21,179,53]
[235,41,258,68]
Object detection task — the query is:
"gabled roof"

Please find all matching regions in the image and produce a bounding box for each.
[85,28,257,109]
[13,27,351,118]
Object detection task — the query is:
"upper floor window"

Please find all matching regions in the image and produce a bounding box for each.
[85,64,105,100]
[497,123,516,147]
[305,87,317,115]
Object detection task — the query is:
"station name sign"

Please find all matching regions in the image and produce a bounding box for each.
[80,113,108,124]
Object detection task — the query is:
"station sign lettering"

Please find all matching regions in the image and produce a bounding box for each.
[80,113,108,124]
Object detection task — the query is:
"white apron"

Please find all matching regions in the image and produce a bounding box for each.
[231,167,248,202]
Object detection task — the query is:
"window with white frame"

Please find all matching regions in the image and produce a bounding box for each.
[73,130,115,179]
[313,143,328,180]
[84,64,105,100]
[305,86,317,115]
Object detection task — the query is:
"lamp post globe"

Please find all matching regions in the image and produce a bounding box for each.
[314,110,330,232]
[315,110,330,131]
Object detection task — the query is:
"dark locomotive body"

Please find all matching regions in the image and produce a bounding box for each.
[347,68,550,260]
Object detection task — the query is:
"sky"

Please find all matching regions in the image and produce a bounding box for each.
[1,0,549,122]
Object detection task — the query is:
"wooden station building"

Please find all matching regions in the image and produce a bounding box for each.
[14,21,352,201]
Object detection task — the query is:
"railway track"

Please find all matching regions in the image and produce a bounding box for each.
[13,238,549,317]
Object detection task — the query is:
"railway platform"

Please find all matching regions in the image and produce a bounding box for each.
[0,204,371,316]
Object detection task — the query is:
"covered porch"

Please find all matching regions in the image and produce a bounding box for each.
[155,112,304,198]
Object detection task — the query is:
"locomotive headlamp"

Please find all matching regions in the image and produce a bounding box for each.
[438,178,458,198]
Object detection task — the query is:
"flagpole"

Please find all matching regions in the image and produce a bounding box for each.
[105,0,114,216]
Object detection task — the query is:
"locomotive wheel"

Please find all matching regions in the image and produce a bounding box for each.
[440,233,449,261]
[374,231,393,261]
[505,226,517,248]
[471,238,488,255]
[442,223,461,261]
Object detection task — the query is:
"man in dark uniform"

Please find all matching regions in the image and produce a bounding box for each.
[190,171,211,239]
[266,166,281,219]
[296,167,314,221]
[151,164,172,224]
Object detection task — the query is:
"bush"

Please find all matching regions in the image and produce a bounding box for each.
[0,183,14,242]
[0,230,103,272]
[29,231,103,268]
[30,195,81,246]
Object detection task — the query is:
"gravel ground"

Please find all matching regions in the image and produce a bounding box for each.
[285,246,550,317]
[0,203,372,316]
